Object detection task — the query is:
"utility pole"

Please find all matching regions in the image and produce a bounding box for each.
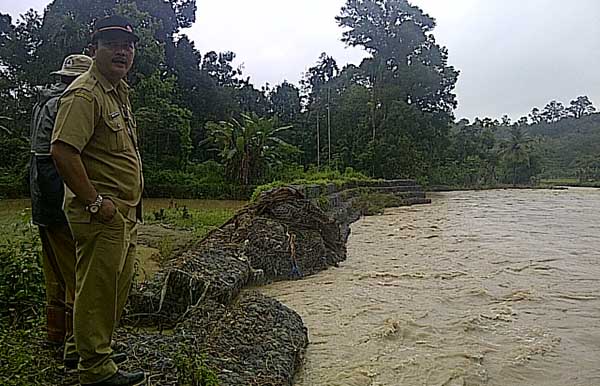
[316,106,320,168]
[327,86,331,165]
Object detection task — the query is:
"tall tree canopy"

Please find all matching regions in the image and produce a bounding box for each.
[568,96,596,119]
[329,0,460,178]
[336,0,459,115]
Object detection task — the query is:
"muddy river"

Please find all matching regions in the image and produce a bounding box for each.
[260,188,600,386]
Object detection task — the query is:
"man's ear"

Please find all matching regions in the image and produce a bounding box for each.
[88,43,97,58]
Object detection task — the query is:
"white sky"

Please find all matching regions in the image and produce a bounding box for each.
[2,0,600,121]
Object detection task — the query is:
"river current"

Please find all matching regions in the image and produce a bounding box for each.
[260,188,600,386]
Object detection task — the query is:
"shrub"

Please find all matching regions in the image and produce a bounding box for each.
[175,348,220,386]
[0,222,44,328]
[250,166,372,201]
[143,161,255,200]
[351,192,405,215]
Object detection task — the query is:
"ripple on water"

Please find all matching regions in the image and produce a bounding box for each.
[260,188,600,386]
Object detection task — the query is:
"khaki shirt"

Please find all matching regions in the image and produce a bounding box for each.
[52,62,143,223]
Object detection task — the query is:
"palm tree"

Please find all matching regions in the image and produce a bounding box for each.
[499,126,536,185]
[203,113,298,185]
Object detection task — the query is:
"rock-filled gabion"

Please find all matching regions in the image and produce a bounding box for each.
[128,187,346,323]
[118,292,307,386]
[122,187,345,385]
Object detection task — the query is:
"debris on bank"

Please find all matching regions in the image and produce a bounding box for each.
[128,187,347,323]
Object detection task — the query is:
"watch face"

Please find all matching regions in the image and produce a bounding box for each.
[89,204,100,214]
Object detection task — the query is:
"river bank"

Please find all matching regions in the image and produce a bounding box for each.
[427,178,600,192]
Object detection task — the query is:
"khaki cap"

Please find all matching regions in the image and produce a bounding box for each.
[51,54,93,77]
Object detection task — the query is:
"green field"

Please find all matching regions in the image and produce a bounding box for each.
[0,198,246,238]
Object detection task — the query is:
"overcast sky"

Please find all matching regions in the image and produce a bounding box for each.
[2,0,599,121]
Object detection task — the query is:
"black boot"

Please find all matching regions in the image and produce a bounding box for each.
[81,369,146,385]
[65,352,128,370]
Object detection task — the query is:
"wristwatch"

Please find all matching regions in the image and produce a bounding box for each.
[85,194,103,214]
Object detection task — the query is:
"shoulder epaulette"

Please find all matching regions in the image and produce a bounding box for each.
[62,73,99,102]
[65,72,98,94]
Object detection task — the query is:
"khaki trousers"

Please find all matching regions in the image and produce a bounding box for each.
[39,224,76,355]
[69,211,138,384]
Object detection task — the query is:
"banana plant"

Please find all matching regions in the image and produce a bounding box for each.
[203,113,299,185]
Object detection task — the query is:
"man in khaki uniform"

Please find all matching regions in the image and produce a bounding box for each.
[29,54,92,365]
[51,15,145,386]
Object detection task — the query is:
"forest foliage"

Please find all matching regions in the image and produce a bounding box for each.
[0,0,598,199]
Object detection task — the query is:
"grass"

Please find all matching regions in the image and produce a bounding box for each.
[0,199,33,241]
[351,192,409,215]
[539,178,579,185]
[143,198,245,240]
[0,199,31,217]
[144,198,246,211]
[251,167,374,201]
[0,198,246,242]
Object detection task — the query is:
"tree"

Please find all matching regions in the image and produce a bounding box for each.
[529,107,543,125]
[516,116,529,127]
[0,1,173,145]
[499,126,538,185]
[567,96,596,119]
[233,80,270,117]
[474,117,499,128]
[39,0,196,80]
[132,72,192,170]
[0,11,44,137]
[310,65,372,172]
[201,51,242,88]
[269,81,302,124]
[302,53,339,167]
[444,117,500,186]
[170,36,231,125]
[336,0,459,115]
[573,155,600,182]
[334,0,459,177]
[541,100,567,123]
[302,53,339,102]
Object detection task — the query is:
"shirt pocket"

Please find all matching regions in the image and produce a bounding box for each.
[104,114,128,152]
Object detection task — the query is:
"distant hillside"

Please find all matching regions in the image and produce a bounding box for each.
[527,113,600,138]
[528,113,600,178]
[490,113,599,178]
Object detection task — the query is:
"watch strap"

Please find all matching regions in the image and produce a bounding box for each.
[85,194,103,213]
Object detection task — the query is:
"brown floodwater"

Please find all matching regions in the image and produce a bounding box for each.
[260,188,600,386]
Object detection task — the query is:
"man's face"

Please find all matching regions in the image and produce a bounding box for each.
[93,37,135,83]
